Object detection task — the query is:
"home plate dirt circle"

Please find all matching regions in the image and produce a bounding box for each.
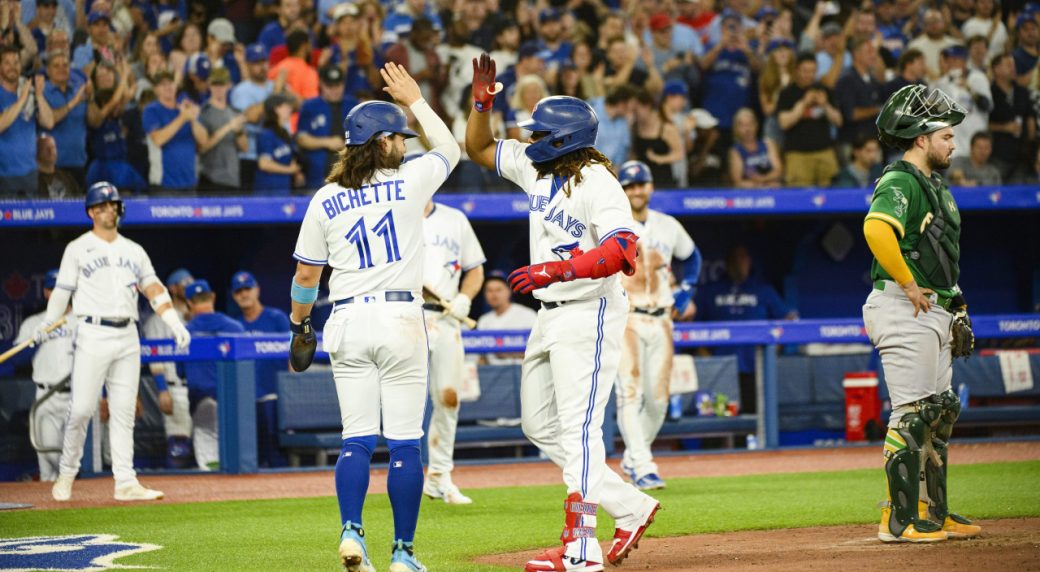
[475,518,1040,571]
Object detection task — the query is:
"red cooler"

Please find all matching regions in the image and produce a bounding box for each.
[843,372,881,442]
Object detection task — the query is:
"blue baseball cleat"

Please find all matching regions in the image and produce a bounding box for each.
[338,522,375,572]
[634,473,666,491]
[620,461,637,484]
[389,540,427,572]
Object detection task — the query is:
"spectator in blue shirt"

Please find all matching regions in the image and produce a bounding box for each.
[182,279,246,471]
[589,84,637,169]
[695,245,797,413]
[230,44,275,192]
[699,11,757,133]
[1013,14,1040,82]
[0,46,53,197]
[230,270,290,467]
[27,0,75,55]
[297,65,358,190]
[87,61,145,192]
[382,0,443,48]
[536,9,573,72]
[254,93,301,194]
[258,0,302,53]
[142,70,208,193]
[72,10,117,71]
[42,49,88,186]
[321,3,380,97]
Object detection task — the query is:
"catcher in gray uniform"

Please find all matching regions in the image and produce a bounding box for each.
[863,84,981,543]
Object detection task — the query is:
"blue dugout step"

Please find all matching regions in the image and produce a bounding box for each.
[2,185,1038,227]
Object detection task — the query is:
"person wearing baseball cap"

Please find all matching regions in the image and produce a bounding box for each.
[538,8,573,70]
[323,1,377,98]
[297,64,360,190]
[493,40,547,112]
[229,270,291,467]
[933,43,991,160]
[205,18,243,85]
[70,9,116,70]
[183,53,213,104]
[183,279,245,471]
[230,43,276,192]
[198,67,248,192]
[476,270,537,365]
[142,65,206,193]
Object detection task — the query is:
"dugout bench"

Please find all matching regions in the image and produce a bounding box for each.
[275,356,758,466]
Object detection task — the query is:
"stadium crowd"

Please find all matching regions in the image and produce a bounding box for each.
[1,0,1039,198]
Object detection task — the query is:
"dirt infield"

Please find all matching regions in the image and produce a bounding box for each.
[477,518,1040,571]
[2,440,1038,511]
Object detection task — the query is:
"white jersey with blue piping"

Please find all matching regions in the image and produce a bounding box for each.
[422,203,486,299]
[494,138,636,303]
[622,209,695,309]
[54,231,158,321]
[293,151,455,302]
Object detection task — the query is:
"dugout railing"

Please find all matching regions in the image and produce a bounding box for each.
[63,314,1040,476]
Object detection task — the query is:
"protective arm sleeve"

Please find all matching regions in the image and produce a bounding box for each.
[410,99,460,169]
[680,247,702,287]
[570,232,639,279]
[863,218,913,285]
[42,287,71,326]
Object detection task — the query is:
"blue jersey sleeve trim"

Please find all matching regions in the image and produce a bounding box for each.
[599,228,633,245]
[495,140,503,178]
[429,151,451,179]
[292,253,327,266]
[55,283,76,292]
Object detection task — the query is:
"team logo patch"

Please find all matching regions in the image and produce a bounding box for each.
[0,534,161,571]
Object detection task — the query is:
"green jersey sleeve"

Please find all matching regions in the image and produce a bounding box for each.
[865,172,915,239]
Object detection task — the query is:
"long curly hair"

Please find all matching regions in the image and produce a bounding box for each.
[534,147,616,197]
[326,139,400,190]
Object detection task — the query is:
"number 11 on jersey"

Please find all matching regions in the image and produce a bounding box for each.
[346,211,401,269]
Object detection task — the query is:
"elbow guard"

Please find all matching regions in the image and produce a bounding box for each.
[570,232,639,280]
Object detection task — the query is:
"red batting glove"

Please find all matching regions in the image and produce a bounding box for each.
[472,53,502,112]
[508,261,577,294]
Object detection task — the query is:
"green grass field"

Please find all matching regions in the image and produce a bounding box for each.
[3,461,1039,571]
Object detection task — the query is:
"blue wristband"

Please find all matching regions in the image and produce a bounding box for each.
[291,279,319,304]
[154,373,168,392]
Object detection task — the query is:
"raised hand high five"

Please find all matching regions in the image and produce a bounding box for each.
[471,53,503,112]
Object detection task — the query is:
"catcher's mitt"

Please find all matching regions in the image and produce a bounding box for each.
[949,295,974,359]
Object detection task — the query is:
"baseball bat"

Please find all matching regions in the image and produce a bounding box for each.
[0,317,67,365]
[422,285,477,329]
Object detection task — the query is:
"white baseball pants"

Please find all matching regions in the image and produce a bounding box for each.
[324,301,429,440]
[616,312,674,478]
[424,312,464,476]
[58,322,142,489]
[521,290,654,563]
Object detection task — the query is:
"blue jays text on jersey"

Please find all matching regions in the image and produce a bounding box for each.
[321,179,408,220]
[81,255,142,279]
[538,203,587,238]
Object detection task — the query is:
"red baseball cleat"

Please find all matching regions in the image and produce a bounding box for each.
[525,546,604,572]
[606,502,660,566]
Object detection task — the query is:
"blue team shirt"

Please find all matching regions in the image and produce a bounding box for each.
[590,97,631,168]
[257,21,287,52]
[142,98,198,189]
[183,312,246,406]
[695,277,790,373]
[254,128,295,193]
[44,71,88,168]
[0,84,37,178]
[238,307,290,397]
[89,114,127,160]
[701,48,751,129]
[326,45,380,95]
[230,80,273,160]
[297,95,358,189]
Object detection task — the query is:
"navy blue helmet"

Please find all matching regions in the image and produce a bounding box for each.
[618,160,653,187]
[518,96,599,163]
[85,181,125,221]
[343,101,418,146]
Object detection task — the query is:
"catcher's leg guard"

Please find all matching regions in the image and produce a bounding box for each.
[920,390,981,538]
[879,404,947,543]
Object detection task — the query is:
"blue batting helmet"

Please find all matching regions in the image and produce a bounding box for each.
[618,160,653,187]
[518,96,599,163]
[343,101,418,146]
[85,181,124,220]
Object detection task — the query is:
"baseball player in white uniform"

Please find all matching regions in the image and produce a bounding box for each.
[39,182,192,502]
[467,54,660,572]
[142,269,195,468]
[421,199,485,505]
[614,160,700,491]
[287,63,459,572]
[14,270,74,481]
